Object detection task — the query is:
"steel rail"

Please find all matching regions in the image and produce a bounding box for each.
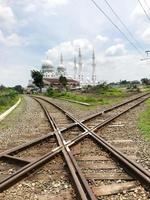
[1,155,30,165]
[0,132,90,192]
[0,93,150,192]
[0,146,62,192]
[0,132,55,157]
[80,92,150,123]
[0,92,149,158]
[36,98,97,199]
[35,94,150,187]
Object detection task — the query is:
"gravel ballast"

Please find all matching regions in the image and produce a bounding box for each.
[0,94,149,199]
[0,95,50,152]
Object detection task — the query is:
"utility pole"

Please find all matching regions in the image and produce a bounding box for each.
[141,50,150,61]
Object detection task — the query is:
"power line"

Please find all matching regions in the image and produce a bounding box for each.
[90,0,144,57]
[103,0,144,51]
[144,0,150,13]
[138,0,150,22]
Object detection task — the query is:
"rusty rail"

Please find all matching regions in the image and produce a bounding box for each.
[0,92,150,194]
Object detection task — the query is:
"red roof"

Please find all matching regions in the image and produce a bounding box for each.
[44,78,79,84]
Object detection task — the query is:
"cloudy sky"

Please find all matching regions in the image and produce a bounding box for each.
[0,0,150,86]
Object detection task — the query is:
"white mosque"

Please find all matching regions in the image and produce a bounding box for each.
[41,48,97,86]
[27,48,97,92]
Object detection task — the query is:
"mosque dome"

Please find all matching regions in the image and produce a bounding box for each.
[42,59,54,72]
[57,63,66,76]
[57,63,65,70]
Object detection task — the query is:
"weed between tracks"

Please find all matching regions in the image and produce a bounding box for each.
[45,87,138,107]
[138,99,150,141]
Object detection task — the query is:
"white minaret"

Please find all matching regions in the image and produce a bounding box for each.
[60,53,63,65]
[92,49,96,85]
[57,53,66,76]
[78,48,83,83]
[74,56,77,80]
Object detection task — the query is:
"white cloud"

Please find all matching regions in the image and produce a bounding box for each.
[44,0,68,6]
[105,44,127,56]
[0,30,27,47]
[46,38,93,63]
[0,64,32,87]
[23,0,68,14]
[95,35,109,43]
[0,4,16,30]
[73,39,93,50]
[0,0,149,87]
[45,38,136,83]
[24,3,37,13]
[46,36,109,60]
[130,3,150,43]
[131,4,144,20]
[141,26,150,43]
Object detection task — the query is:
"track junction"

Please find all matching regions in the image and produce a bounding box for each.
[0,93,150,199]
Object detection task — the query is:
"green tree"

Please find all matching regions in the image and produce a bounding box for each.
[119,80,130,85]
[0,85,5,90]
[14,85,23,94]
[59,75,67,90]
[141,78,150,85]
[31,70,44,92]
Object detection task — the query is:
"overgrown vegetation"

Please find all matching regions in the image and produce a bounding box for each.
[83,83,124,96]
[46,83,129,105]
[138,99,150,141]
[0,87,19,113]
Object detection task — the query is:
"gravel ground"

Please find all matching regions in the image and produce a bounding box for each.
[0,95,51,152]
[71,137,150,199]
[48,95,150,199]
[122,103,150,170]
[0,154,77,200]
[95,101,150,170]
[0,94,150,199]
[43,94,150,169]
[51,94,150,169]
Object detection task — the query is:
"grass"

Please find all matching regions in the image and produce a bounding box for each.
[138,99,150,141]
[0,89,19,114]
[45,87,130,106]
[0,95,24,130]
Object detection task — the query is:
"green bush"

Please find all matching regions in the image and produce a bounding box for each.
[83,83,124,97]
[45,85,125,105]
[0,89,19,113]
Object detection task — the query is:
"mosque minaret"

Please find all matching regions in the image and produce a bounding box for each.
[78,48,84,83]
[41,48,97,85]
[74,56,77,80]
[92,49,96,85]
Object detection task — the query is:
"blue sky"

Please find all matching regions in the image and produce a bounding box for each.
[0,0,150,86]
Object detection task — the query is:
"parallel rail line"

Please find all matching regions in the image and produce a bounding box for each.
[0,93,150,199]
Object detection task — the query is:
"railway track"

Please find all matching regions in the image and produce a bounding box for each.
[0,93,150,199]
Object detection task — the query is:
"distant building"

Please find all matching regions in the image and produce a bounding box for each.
[43,78,79,89]
[27,48,97,92]
[26,80,39,93]
[41,54,79,90]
